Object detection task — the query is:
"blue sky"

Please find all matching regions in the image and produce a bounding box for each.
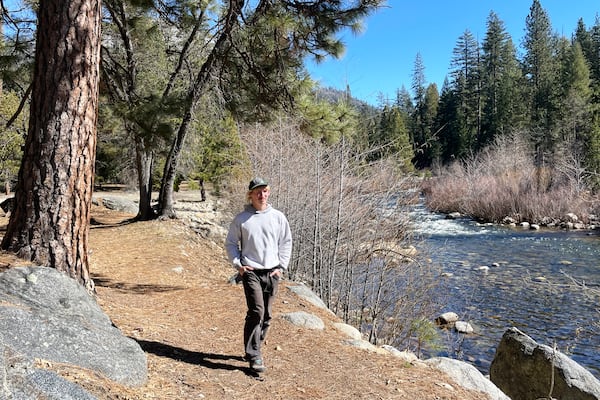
[305,1,600,106]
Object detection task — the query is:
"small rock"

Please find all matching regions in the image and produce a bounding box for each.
[455,321,474,334]
[436,312,459,325]
[565,212,579,222]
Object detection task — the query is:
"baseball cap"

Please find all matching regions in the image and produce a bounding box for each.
[248,177,268,190]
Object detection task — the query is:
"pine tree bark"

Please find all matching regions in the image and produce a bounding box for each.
[134,136,155,220]
[0,0,101,289]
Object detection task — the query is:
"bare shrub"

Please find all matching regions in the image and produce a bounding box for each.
[238,118,443,353]
[424,132,592,224]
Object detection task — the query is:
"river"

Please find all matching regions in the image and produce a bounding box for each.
[410,202,600,379]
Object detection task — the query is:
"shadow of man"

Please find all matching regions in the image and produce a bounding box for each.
[135,338,262,378]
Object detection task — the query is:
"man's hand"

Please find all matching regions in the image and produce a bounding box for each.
[269,267,283,278]
[238,265,254,276]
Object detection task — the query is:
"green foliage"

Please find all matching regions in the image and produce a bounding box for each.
[97,0,385,217]
[585,111,600,190]
[373,105,414,171]
[436,84,467,164]
[449,29,480,152]
[296,91,358,144]
[0,5,36,95]
[480,11,526,146]
[183,111,247,188]
[96,101,137,184]
[0,91,26,188]
[101,8,177,147]
[410,318,443,358]
[523,0,562,156]
[556,40,593,153]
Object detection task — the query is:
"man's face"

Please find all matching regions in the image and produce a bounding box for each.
[250,186,270,209]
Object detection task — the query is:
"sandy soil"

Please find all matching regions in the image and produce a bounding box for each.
[0,192,490,400]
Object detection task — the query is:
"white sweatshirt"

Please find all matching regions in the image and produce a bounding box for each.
[225,204,292,270]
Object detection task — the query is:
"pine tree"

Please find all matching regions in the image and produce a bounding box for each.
[376,105,413,171]
[449,29,480,153]
[523,0,560,159]
[480,11,524,145]
[421,83,441,165]
[574,18,594,79]
[556,40,592,146]
[584,16,600,91]
[411,52,429,168]
[586,114,600,190]
[395,85,415,155]
[100,5,173,219]
[395,86,415,116]
[436,79,463,163]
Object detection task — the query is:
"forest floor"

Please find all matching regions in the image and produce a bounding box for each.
[0,190,490,400]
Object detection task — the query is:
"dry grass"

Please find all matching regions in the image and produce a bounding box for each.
[424,134,593,224]
[0,197,490,400]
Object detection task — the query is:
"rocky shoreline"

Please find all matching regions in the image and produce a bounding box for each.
[445,210,600,231]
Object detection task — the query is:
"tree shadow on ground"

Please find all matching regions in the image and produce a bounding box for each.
[135,339,260,378]
[92,273,186,294]
[89,216,136,228]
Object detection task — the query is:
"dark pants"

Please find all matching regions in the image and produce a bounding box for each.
[242,269,279,361]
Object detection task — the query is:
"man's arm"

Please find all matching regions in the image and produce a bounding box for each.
[277,215,293,269]
[225,220,243,269]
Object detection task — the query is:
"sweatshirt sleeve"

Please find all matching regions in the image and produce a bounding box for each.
[277,214,293,269]
[225,218,243,269]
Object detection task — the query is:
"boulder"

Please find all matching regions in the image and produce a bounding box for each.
[425,357,510,400]
[332,322,363,340]
[94,196,138,215]
[286,283,334,315]
[0,266,147,389]
[381,345,418,363]
[342,338,380,352]
[490,327,600,400]
[280,311,325,330]
[0,349,97,400]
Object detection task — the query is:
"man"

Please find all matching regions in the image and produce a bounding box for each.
[225,177,293,373]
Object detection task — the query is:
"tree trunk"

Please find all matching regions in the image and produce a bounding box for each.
[134,135,156,220]
[157,113,189,218]
[0,0,101,289]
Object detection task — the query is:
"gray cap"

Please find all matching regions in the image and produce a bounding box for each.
[248,177,268,190]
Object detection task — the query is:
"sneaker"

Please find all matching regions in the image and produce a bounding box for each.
[250,359,266,373]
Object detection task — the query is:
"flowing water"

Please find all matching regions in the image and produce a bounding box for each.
[410,202,600,378]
